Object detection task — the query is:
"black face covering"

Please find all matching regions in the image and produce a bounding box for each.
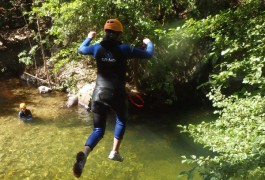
[100,39,121,50]
[103,29,121,42]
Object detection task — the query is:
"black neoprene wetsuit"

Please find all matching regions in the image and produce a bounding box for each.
[78,37,153,149]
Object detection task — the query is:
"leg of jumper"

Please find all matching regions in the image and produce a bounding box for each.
[85,112,107,152]
[112,116,126,152]
[73,111,108,177]
[111,97,128,153]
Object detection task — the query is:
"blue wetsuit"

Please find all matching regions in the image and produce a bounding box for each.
[18,109,33,122]
[78,38,154,150]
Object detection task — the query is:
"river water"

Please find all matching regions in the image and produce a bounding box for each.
[0,78,215,180]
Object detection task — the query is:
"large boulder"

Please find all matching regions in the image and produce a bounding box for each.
[66,82,95,109]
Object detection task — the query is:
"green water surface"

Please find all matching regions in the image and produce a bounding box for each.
[0,78,214,180]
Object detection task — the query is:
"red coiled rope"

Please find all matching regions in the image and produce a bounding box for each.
[128,93,144,108]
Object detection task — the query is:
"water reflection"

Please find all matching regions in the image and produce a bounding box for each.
[0,78,214,180]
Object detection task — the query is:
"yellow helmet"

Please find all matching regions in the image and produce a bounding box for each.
[20,103,26,109]
[104,19,123,32]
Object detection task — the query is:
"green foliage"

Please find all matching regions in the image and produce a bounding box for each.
[24,0,228,102]
[32,0,161,47]
[18,51,33,66]
[176,0,265,179]
[179,94,265,179]
[28,0,192,101]
[16,0,265,179]
[18,45,38,66]
[58,75,77,92]
[142,17,212,103]
[16,0,265,178]
[51,43,80,74]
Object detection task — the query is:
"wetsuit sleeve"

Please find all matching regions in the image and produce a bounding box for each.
[18,111,22,118]
[78,38,95,55]
[145,42,154,58]
[122,42,154,59]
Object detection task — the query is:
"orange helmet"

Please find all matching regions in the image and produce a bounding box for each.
[20,103,26,109]
[104,19,123,32]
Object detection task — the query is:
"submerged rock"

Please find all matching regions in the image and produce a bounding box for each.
[38,86,52,94]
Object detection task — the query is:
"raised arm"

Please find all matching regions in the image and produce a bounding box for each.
[78,31,97,55]
[124,38,154,59]
[142,38,154,58]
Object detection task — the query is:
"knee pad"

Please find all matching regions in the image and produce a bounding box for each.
[94,127,105,138]
[114,117,126,139]
[85,127,105,149]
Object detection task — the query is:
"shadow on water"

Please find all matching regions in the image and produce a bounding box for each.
[129,105,217,156]
[0,77,217,180]
[122,104,217,180]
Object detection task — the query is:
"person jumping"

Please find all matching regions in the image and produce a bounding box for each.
[73,18,154,178]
